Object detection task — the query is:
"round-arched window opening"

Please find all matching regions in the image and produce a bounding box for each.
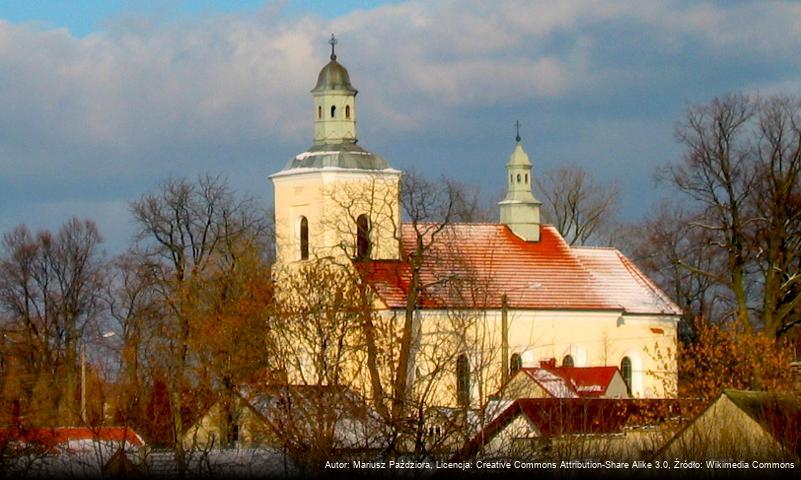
[345,105,351,119]
[456,354,470,407]
[621,356,632,395]
[510,353,522,375]
[330,105,337,118]
[562,355,574,368]
[525,173,529,183]
[356,214,371,261]
[299,216,309,260]
[517,174,522,183]
[318,106,322,119]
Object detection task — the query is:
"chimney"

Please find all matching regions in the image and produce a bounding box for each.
[539,358,557,369]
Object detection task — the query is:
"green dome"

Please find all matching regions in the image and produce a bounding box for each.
[311,59,357,93]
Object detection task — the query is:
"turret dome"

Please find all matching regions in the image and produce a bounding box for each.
[312,59,357,93]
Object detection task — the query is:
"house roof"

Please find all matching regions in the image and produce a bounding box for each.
[235,384,386,450]
[505,366,622,399]
[654,390,801,460]
[359,223,682,314]
[453,398,683,462]
[722,390,801,457]
[279,143,392,171]
[0,427,145,450]
[241,384,368,416]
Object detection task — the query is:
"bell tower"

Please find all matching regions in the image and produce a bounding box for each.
[270,35,401,267]
[499,122,542,241]
[313,34,358,145]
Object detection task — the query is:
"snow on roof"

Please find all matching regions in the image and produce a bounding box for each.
[0,427,145,450]
[572,247,682,315]
[525,368,579,398]
[497,365,621,399]
[359,223,681,314]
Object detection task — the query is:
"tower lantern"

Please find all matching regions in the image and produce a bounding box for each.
[312,34,358,145]
[499,122,542,241]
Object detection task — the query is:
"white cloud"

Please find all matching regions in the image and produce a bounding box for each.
[2,0,801,251]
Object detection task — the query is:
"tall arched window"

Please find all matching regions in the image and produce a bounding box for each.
[562,355,574,368]
[517,173,522,183]
[330,105,337,118]
[318,106,322,119]
[299,216,309,260]
[456,354,470,407]
[620,357,632,395]
[345,105,351,119]
[510,353,522,375]
[356,214,371,261]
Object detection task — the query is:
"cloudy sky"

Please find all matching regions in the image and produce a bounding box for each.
[1,0,800,253]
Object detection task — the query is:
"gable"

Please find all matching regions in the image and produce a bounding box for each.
[496,371,552,400]
[656,393,794,461]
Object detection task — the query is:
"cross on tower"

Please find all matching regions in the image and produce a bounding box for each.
[329,33,338,60]
[515,120,521,142]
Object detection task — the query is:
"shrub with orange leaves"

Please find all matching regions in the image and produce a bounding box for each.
[678,317,796,402]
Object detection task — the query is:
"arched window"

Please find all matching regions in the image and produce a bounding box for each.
[510,174,513,184]
[345,105,351,119]
[456,354,470,407]
[620,357,632,395]
[517,173,522,183]
[299,216,309,260]
[510,353,522,375]
[562,355,574,368]
[356,214,371,261]
[318,105,322,119]
[525,173,528,184]
[330,105,337,118]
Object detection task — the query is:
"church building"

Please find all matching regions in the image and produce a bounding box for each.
[269,37,681,408]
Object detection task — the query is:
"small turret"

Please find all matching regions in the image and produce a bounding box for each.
[499,122,541,241]
[312,34,358,145]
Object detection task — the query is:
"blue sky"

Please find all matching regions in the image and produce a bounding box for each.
[1,0,801,253]
[0,1,406,36]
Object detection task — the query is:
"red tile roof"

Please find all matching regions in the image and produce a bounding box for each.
[452,398,685,462]
[359,223,681,314]
[510,365,622,398]
[572,246,682,315]
[0,427,145,450]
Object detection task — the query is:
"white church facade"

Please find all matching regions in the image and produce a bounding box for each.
[269,38,681,407]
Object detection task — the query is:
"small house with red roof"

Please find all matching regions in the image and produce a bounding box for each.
[494,359,630,401]
[0,426,145,476]
[269,39,682,412]
[452,398,683,462]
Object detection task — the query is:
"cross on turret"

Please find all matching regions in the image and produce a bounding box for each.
[515,120,521,142]
[329,33,338,60]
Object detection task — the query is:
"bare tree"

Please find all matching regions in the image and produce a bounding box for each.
[751,96,801,338]
[129,174,269,474]
[623,201,729,340]
[0,218,105,425]
[315,168,496,456]
[665,93,757,330]
[656,93,801,338]
[535,164,620,246]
